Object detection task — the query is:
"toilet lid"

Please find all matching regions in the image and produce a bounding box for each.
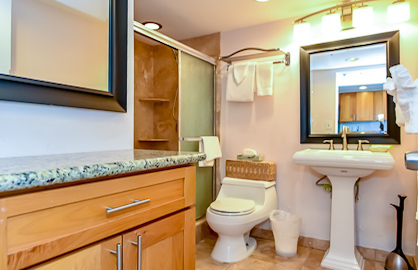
[210,197,255,216]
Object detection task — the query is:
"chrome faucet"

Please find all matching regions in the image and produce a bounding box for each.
[341,126,349,150]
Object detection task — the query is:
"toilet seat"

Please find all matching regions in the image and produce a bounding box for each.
[209,197,256,216]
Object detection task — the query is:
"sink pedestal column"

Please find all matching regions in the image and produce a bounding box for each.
[321,175,364,270]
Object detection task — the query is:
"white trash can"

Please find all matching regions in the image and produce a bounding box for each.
[269,210,301,257]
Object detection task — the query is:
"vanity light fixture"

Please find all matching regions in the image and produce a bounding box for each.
[142,21,162,31]
[387,0,410,23]
[293,0,409,39]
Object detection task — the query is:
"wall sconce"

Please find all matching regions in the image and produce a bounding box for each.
[293,0,410,39]
[387,0,410,23]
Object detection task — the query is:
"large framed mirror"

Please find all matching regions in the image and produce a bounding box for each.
[300,31,400,144]
[0,0,127,112]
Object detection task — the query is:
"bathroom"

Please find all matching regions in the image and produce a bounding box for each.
[0,0,418,269]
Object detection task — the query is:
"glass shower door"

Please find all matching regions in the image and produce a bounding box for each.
[179,52,215,219]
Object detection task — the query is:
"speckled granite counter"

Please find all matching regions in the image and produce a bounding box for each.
[0,149,205,194]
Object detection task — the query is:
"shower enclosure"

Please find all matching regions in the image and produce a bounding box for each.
[133,22,216,219]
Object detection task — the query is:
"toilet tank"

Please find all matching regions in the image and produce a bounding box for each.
[218,177,276,205]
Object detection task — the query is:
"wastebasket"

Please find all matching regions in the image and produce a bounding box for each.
[269,210,301,257]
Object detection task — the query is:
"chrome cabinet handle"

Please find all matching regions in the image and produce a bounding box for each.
[106,199,150,215]
[131,235,142,270]
[109,243,122,270]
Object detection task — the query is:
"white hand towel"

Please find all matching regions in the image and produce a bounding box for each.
[384,77,406,126]
[256,61,273,96]
[234,62,250,84]
[199,136,222,167]
[226,62,255,102]
[386,64,418,133]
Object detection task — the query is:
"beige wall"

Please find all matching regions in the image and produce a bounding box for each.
[10,0,108,91]
[310,69,337,134]
[220,1,418,254]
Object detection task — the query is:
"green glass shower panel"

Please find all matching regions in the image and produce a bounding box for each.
[180,52,214,220]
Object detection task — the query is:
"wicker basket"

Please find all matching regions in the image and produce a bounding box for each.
[225,160,276,181]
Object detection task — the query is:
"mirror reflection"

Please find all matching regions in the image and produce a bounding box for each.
[0,0,109,91]
[310,43,387,135]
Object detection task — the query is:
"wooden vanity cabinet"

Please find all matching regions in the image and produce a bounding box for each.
[339,91,387,122]
[0,165,196,270]
[32,236,122,270]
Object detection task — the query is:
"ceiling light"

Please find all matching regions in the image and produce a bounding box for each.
[359,86,368,90]
[387,1,410,23]
[254,0,270,2]
[353,5,374,28]
[322,12,341,33]
[293,21,311,41]
[143,22,162,31]
[346,57,359,62]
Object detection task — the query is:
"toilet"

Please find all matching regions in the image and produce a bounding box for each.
[206,177,277,263]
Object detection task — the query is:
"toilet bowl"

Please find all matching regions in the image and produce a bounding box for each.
[206,177,277,263]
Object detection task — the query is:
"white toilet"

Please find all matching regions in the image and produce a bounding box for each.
[206,177,277,263]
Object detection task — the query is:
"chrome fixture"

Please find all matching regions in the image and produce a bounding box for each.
[219,47,290,66]
[357,140,370,151]
[342,126,349,150]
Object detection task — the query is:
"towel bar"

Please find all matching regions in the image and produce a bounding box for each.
[219,47,290,66]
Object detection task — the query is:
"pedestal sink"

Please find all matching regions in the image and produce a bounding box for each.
[293,149,395,270]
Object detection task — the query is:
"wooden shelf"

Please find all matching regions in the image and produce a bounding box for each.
[138,97,170,102]
[138,138,170,142]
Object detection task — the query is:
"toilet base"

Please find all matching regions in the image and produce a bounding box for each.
[211,235,257,263]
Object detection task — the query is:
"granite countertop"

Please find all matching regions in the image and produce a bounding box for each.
[0,149,206,194]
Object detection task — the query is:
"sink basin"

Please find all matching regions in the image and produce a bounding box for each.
[293,149,395,270]
[293,149,395,177]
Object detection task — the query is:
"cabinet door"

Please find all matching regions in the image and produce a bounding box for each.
[374,90,387,120]
[339,92,356,122]
[123,207,195,270]
[32,236,122,270]
[356,91,374,121]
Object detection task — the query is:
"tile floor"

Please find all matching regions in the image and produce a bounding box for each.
[196,235,385,270]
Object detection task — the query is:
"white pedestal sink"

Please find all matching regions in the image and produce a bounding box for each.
[293,149,395,270]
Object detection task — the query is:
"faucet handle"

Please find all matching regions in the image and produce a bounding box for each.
[323,139,335,150]
[357,140,370,151]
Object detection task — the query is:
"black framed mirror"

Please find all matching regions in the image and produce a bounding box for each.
[300,31,400,144]
[0,0,127,112]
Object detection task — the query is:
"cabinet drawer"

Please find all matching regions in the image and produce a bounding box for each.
[3,166,196,269]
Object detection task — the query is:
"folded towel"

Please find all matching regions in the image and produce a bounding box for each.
[199,136,222,167]
[385,64,418,133]
[256,61,273,96]
[226,62,255,102]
